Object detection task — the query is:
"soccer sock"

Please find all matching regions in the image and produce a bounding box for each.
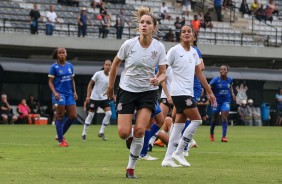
[175,120,202,155]
[63,117,76,135]
[210,121,216,135]
[127,137,144,169]
[82,111,94,135]
[181,120,191,134]
[222,121,228,137]
[164,123,185,160]
[149,123,160,138]
[99,111,112,134]
[55,119,64,143]
[140,130,150,157]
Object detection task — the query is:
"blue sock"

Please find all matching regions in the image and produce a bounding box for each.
[181,120,191,135]
[222,122,228,137]
[210,122,216,135]
[140,130,150,157]
[56,119,64,142]
[149,123,160,139]
[63,117,76,135]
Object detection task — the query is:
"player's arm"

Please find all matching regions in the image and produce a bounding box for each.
[161,80,172,104]
[105,56,122,99]
[230,83,236,101]
[48,77,60,100]
[72,77,78,100]
[86,80,95,102]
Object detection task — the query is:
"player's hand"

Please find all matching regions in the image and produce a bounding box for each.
[54,92,61,100]
[74,92,78,101]
[167,96,173,105]
[85,96,90,103]
[105,86,114,100]
[150,78,159,86]
[208,93,217,107]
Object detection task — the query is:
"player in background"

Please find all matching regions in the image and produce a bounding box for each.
[209,65,236,142]
[82,60,112,141]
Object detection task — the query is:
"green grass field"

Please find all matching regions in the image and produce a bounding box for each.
[0,125,282,184]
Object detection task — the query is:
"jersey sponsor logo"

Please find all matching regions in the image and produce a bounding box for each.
[185,98,192,106]
[55,65,59,68]
[117,103,123,111]
[151,51,158,59]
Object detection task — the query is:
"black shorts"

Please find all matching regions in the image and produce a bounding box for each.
[88,99,110,111]
[116,88,158,114]
[160,98,173,109]
[172,96,197,114]
[1,113,14,122]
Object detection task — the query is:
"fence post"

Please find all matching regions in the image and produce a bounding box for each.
[3,18,6,32]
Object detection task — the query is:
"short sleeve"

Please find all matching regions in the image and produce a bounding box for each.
[158,43,167,66]
[91,72,98,82]
[209,77,217,86]
[48,64,55,78]
[71,64,75,77]
[194,50,201,66]
[117,40,129,60]
[166,47,175,66]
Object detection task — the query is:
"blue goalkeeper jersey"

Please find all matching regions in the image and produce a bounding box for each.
[193,46,203,101]
[209,76,233,103]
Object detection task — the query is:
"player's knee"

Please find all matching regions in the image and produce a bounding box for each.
[69,114,77,120]
[118,129,130,139]
[133,127,145,138]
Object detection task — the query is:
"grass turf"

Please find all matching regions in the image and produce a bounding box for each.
[0,125,281,184]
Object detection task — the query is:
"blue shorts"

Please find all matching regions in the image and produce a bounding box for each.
[52,94,76,106]
[212,102,230,113]
[151,101,161,118]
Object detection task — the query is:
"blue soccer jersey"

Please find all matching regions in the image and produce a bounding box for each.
[48,62,74,96]
[209,76,233,103]
[193,46,203,101]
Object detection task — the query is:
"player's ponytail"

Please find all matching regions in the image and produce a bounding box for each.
[52,48,58,60]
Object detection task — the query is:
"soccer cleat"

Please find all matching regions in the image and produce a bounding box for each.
[126,137,133,149]
[172,152,191,167]
[59,140,68,147]
[210,134,215,141]
[189,139,199,148]
[221,137,228,142]
[183,150,189,157]
[161,159,182,167]
[139,154,158,161]
[154,139,165,147]
[82,134,86,141]
[98,133,107,141]
[126,169,137,179]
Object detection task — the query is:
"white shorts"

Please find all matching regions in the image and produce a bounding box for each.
[182,5,191,12]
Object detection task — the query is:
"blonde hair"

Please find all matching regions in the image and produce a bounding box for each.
[133,6,158,31]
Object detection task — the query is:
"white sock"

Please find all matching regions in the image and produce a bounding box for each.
[99,111,112,134]
[163,123,185,161]
[82,111,94,135]
[127,137,144,169]
[175,120,202,155]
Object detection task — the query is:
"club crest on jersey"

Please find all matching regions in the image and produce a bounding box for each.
[151,51,158,59]
[117,103,123,111]
[59,70,63,74]
[68,68,72,74]
[185,98,192,106]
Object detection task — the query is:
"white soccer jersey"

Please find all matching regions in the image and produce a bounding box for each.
[167,44,200,97]
[117,37,167,92]
[90,70,109,100]
[161,66,173,98]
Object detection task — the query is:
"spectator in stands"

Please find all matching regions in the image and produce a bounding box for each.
[265,6,273,23]
[275,88,282,126]
[29,3,41,35]
[267,0,279,16]
[100,2,111,20]
[251,0,260,14]
[180,17,186,26]
[160,2,171,22]
[163,28,174,42]
[92,0,103,10]
[17,99,40,124]
[191,15,201,34]
[174,16,182,42]
[237,100,250,125]
[223,0,233,10]
[27,95,40,115]
[115,8,130,39]
[182,0,192,17]
[68,0,79,7]
[198,11,205,28]
[45,5,59,36]
[204,11,214,29]
[214,0,223,22]
[77,7,93,37]
[100,14,111,38]
[255,5,266,22]
[0,94,18,124]
[239,0,251,16]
